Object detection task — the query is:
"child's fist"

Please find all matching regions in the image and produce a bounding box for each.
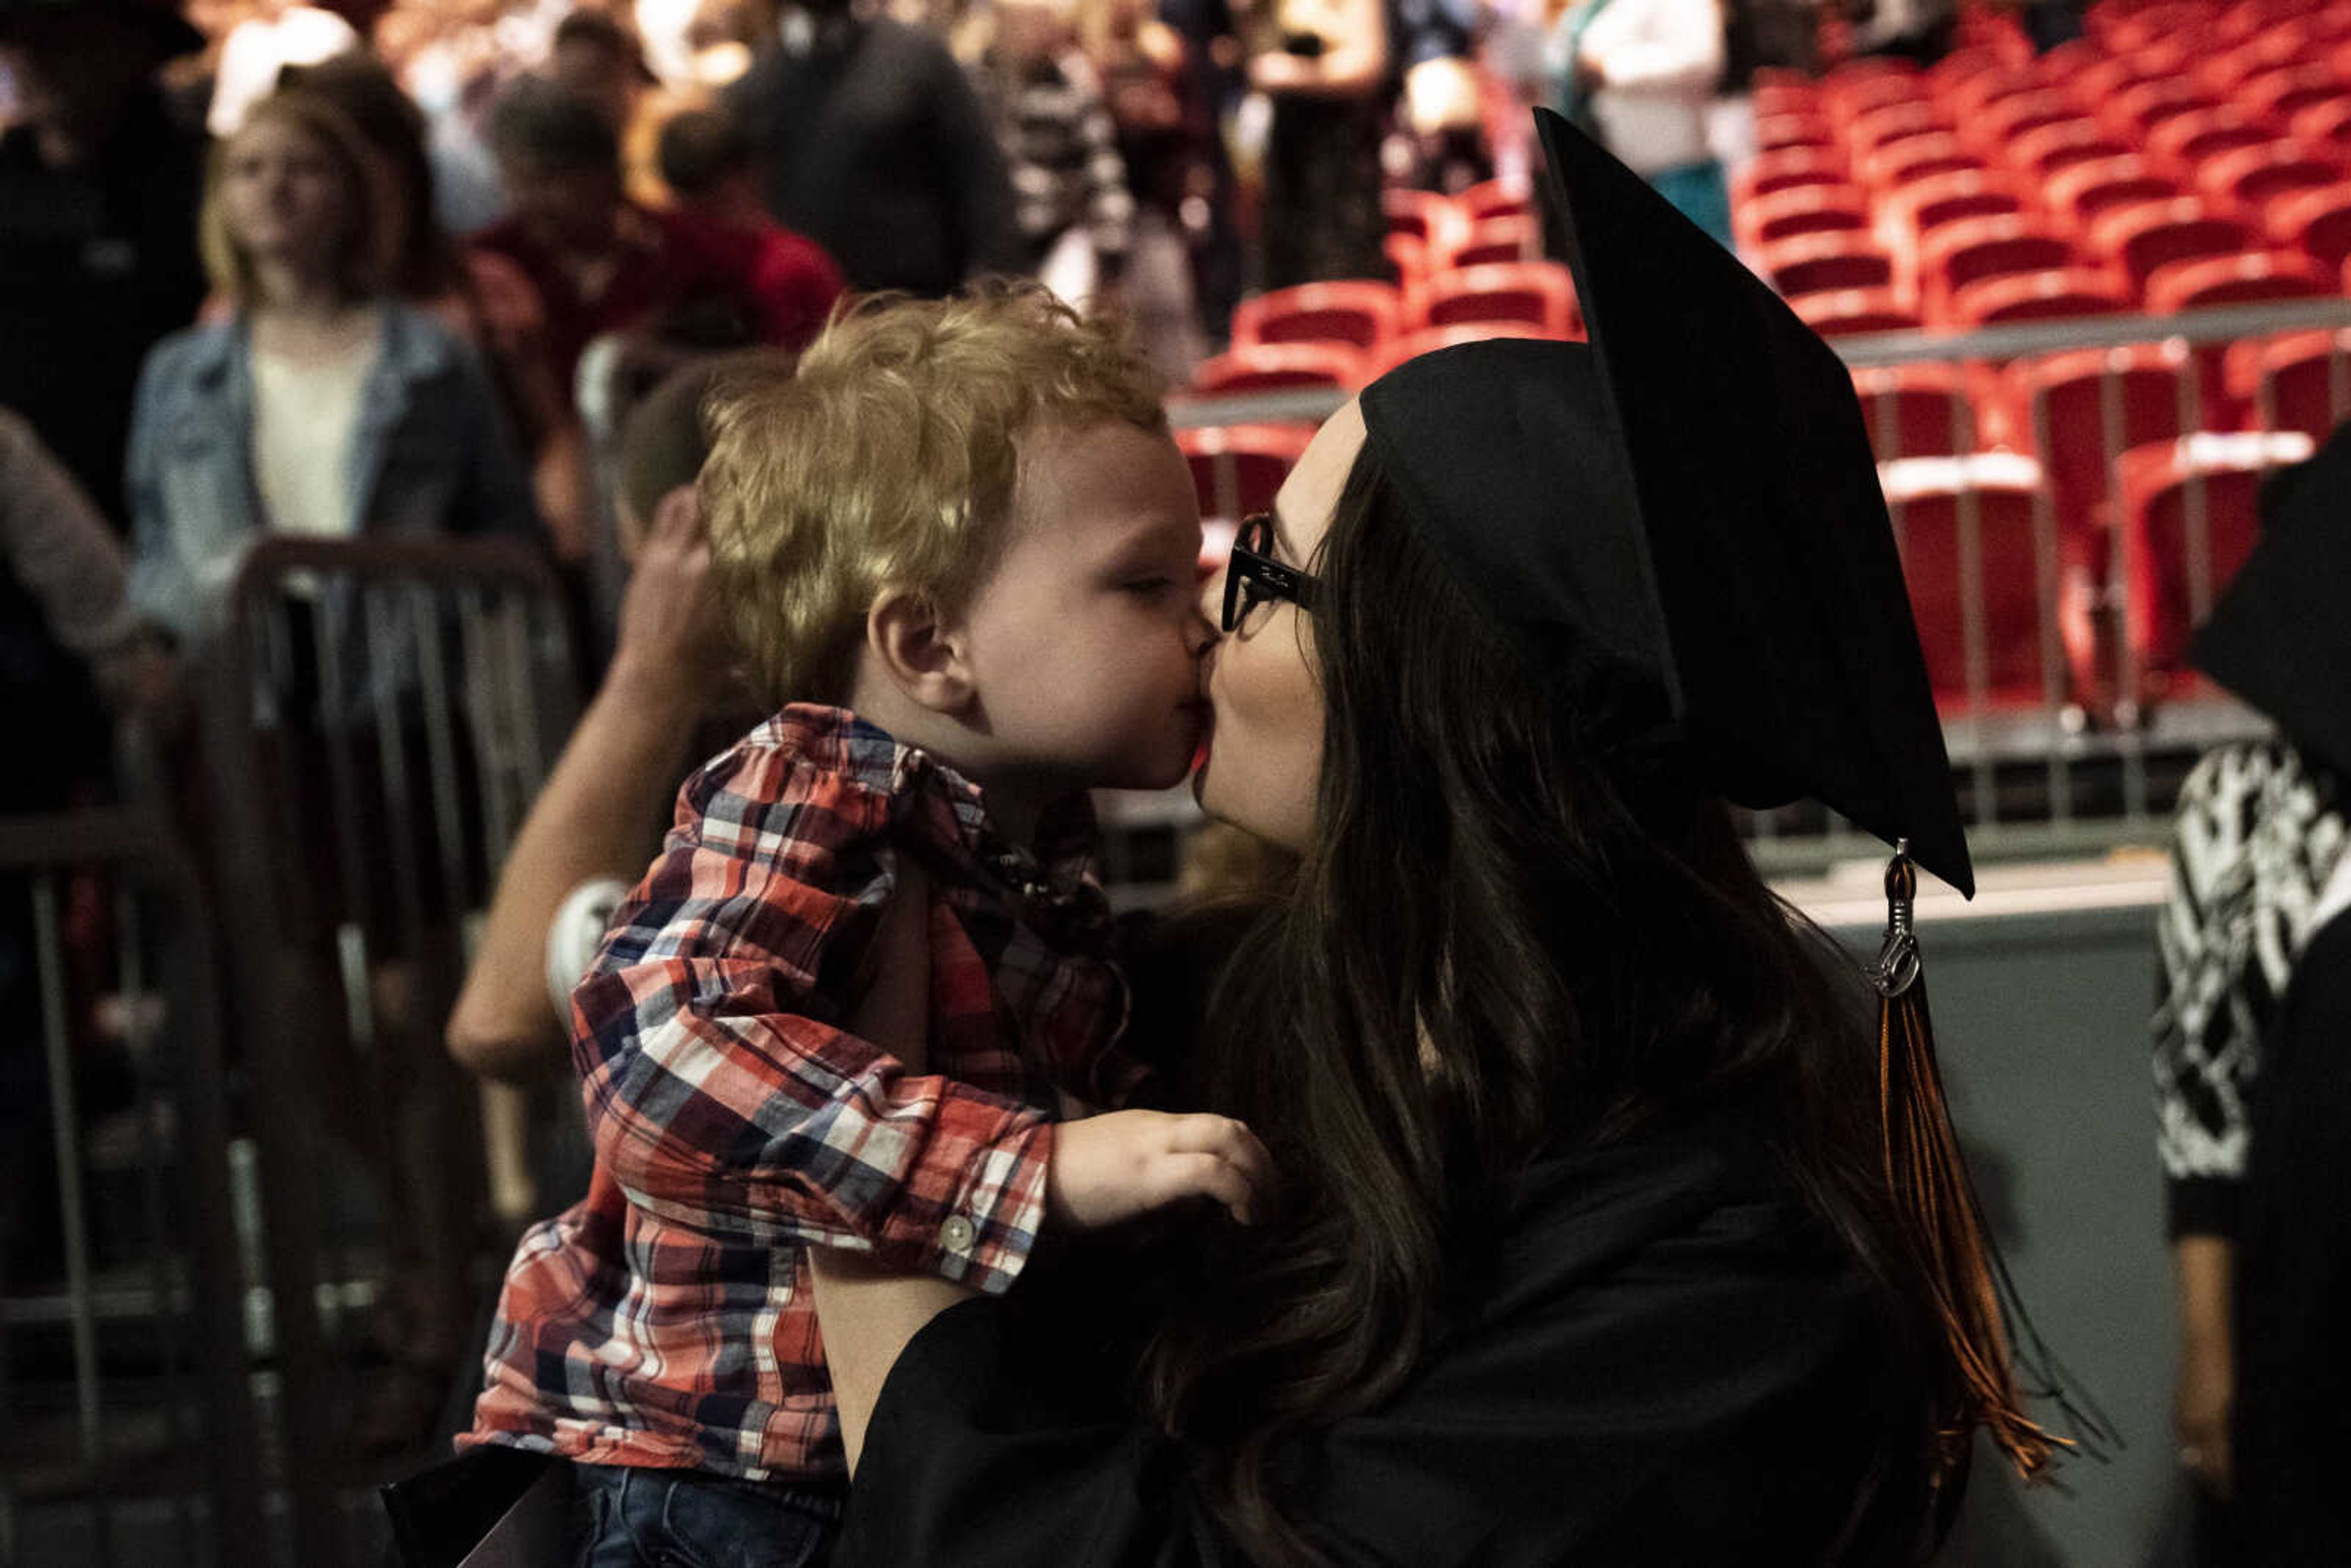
[1045,1110,1273,1231]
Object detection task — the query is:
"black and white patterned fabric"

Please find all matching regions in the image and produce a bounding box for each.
[2154,739,2347,1237]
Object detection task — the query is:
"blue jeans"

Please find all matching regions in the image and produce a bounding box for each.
[570,1462,842,1568]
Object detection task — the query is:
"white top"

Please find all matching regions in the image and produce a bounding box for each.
[1558,0,1724,176]
[208,8,362,138]
[252,323,381,539]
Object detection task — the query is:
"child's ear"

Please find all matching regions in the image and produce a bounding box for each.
[867,588,976,714]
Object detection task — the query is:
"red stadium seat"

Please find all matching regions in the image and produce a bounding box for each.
[1455,178,1534,222]
[2117,430,2319,682]
[2028,36,2105,88]
[2100,5,2213,54]
[2044,154,2180,233]
[1988,342,2211,544]
[1230,281,1402,351]
[1850,99,1954,156]
[1877,452,2091,711]
[1175,423,1317,522]
[1830,69,1932,130]
[1971,91,2088,154]
[1191,342,1366,396]
[1880,170,2026,247]
[1942,62,2039,120]
[1443,214,1543,270]
[2197,24,2312,93]
[1853,363,1981,458]
[2144,104,2282,175]
[2002,120,2134,182]
[1418,261,1580,336]
[2290,96,2351,154]
[1755,111,1837,154]
[2267,179,2351,269]
[1758,233,1897,297]
[1862,132,1987,191]
[1383,187,1458,247]
[1365,320,1561,377]
[2071,49,2172,108]
[1738,185,1873,249]
[1753,77,1821,121]
[2244,61,2349,124]
[2192,141,2350,220]
[1918,215,2077,320]
[1793,287,1925,337]
[2224,327,2351,438]
[1935,48,2027,105]
[2087,197,2251,291]
[2104,78,2223,142]
[2144,248,2334,313]
[1733,147,1852,206]
[1950,266,2132,326]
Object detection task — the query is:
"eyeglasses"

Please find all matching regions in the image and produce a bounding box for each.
[1221,512,1319,634]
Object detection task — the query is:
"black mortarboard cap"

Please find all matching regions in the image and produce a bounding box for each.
[1358,109,1974,896]
[2190,422,2351,778]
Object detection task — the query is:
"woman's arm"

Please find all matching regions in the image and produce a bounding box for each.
[444,488,719,1082]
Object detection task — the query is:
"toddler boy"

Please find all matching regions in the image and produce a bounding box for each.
[463,283,1265,1561]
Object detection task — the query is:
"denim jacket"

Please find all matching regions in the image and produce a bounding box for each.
[125,302,540,652]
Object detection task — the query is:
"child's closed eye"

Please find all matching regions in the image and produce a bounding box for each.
[1122,576,1177,596]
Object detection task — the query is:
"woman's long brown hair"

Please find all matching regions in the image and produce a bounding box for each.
[1139,447,2011,1564]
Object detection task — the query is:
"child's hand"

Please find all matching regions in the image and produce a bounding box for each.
[1045,1109,1274,1231]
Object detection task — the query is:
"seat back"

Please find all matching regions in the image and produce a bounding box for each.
[2088,197,2251,290]
[1878,454,2063,708]
[1175,423,1318,522]
[1854,364,1981,459]
[1230,281,1402,351]
[1420,261,1579,335]
[1794,287,1925,337]
[1191,341,1365,395]
[2225,327,2351,438]
[1951,266,2131,326]
[1760,233,1897,297]
[2116,430,2318,675]
[1444,214,1543,270]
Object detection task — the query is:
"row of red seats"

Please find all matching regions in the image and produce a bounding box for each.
[1734,0,2351,328]
[1171,414,2308,716]
[1187,179,1583,397]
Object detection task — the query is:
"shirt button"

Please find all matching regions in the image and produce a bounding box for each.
[940,1215,977,1253]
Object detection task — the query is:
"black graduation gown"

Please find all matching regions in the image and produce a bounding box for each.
[834,1106,1933,1567]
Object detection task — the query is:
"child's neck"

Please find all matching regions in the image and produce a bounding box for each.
[843,681,1056,852]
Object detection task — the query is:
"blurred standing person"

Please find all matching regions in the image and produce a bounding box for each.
[1549,0,1731,246]
[725,0,1024,296]
[0,0,209,533]
[971,0,1134,307]
[549,5,656,134]
[2156,430,2351,1566]
[284,52,598,561]
[656,106,846,350]
[476,79,773,392]
[1243,0,1390,289]
[1393,0,1488,193]
[1085,0,1213,378]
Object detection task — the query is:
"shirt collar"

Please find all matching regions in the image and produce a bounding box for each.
[769,702,1106,913]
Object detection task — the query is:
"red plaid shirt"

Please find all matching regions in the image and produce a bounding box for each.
[464,705,1144,1479]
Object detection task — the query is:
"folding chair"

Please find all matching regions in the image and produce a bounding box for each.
[2192,142,2350,222]
[1918,215,2077,321]
[2086,196,2251,293]
[2044,154,2180,235]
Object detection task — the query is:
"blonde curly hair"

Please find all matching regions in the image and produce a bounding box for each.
[700,281,1168,707]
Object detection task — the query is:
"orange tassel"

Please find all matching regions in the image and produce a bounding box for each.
[1873,842,2081,1486]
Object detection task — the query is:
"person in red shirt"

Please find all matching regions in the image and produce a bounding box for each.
[656,106,846,351]
[471,78,770,388]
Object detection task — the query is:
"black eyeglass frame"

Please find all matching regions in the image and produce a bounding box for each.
[1222,512,1320,633]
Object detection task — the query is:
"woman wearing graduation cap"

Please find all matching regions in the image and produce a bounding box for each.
[806,111,2085,1567]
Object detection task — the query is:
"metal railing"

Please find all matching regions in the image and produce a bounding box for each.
[188,535,581,1566]
[0,808,266,1568]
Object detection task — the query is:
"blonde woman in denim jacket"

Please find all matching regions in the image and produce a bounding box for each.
[123,86,539,1442]
[126,88,539,658]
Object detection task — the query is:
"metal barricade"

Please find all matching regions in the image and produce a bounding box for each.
[0,808,266,1567]
[1147,297,2351,888]
[188,536,580,1567]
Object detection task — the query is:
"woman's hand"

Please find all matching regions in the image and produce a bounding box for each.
[610,485,728,704]
[2174,1329,2234,1498]
[1046,1109,1275,1230]
[2172,1234,2235,1498]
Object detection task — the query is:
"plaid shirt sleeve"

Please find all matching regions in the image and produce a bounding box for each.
[571,743,1056,1294]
